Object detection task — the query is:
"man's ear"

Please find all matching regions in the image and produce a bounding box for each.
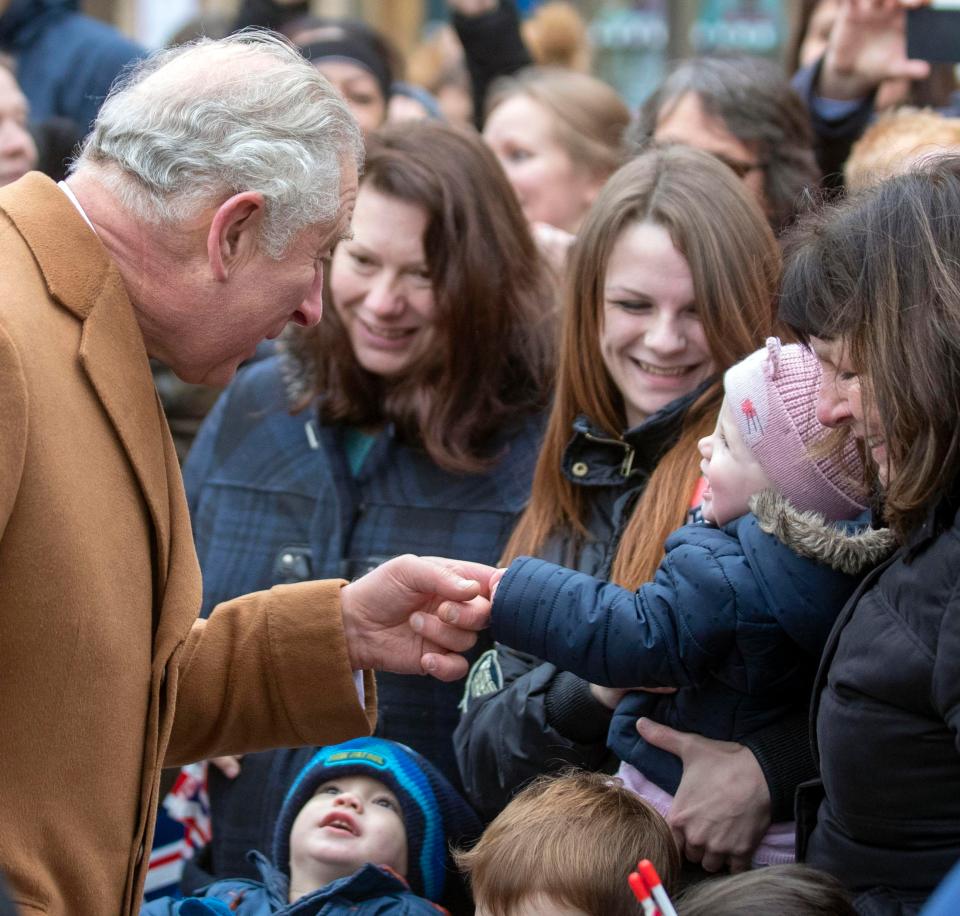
[206,191,266,282]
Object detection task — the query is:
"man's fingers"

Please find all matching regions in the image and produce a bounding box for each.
[420,556,499,594]
[437,595,490,631]
[636,717,692,759]
[421,651,469,682]
[728,854,753,874]
[411,612,480,653]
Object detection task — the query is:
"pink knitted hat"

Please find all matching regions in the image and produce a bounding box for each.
[722,338,867,521]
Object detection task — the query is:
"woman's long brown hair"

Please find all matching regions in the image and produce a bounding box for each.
[502,146,780,588]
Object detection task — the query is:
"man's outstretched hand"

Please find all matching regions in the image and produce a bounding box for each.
[340,555,496,681]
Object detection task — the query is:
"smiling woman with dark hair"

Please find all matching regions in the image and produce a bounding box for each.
[176,120,555,896]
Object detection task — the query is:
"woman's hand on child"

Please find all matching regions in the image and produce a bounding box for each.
[589,684,678,710]
[636,718,771,873]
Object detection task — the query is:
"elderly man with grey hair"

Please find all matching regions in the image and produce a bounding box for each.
[0,32,494,916]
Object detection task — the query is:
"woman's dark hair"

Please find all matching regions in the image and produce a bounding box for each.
[676,864,856,916]
[292,121,555,474]
[631,55,820,233]
[780,155,960,536]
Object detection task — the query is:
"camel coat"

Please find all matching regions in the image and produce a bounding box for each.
[0,174,376,915]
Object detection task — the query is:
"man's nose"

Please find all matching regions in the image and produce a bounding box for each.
[293,264,325,328]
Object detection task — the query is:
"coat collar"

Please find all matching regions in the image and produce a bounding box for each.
[562,380,713,488]
[0,172,171,590]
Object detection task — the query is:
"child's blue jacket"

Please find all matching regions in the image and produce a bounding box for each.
[490,490,894,795]
[141,856,445,915]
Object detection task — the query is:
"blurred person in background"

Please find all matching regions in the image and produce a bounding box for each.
[482,66,629,234]
[0,0,144,132]
[633,55,820,234]
[0,53,35,186]
[786,0,957,183]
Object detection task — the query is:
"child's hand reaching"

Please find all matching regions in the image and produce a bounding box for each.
[489,567,508,602]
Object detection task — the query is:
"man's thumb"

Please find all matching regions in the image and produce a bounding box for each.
[636,717,688,758]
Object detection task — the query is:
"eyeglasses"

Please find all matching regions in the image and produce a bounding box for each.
[708,151,767,181]
[647,140,766,182]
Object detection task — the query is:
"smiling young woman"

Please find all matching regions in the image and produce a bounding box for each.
[455,144,783,823]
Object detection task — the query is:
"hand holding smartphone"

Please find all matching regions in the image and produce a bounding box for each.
[907,1,960,63]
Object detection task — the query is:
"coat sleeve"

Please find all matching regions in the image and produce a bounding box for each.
[490,546,745,689]
[453,0,533,129]
[933,595,960,756]
[0,323,27,541]
[454,645,614,820]
[163,579,376,767]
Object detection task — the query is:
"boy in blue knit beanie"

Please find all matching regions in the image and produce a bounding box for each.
[141,738,481,915]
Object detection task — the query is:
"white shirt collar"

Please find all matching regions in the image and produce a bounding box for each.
[57,180,97,235]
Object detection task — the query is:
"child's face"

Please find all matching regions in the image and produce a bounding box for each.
[698,399,773,525]
[289,774,408,891]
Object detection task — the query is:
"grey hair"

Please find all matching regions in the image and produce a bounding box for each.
[72,31,364,257]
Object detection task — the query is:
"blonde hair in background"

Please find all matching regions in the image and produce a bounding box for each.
[522,2,592,72]
[455,771,680,916]
[486,66,630,183]
[845,107,960,191]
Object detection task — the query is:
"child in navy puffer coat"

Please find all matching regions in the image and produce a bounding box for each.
[490,339,895,866]
[141,738,481,915]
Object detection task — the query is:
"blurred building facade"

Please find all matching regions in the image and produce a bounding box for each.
[85,0,788,106]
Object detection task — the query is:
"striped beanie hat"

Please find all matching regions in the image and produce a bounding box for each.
[273,738,481,902]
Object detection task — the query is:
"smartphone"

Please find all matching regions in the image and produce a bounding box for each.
[906,2,960,63]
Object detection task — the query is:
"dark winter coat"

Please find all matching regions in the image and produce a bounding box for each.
[142,858,445,915]
[181,352,542,880]
[454,389,701,820]
[491,490,894,795]
[800,491,960,915]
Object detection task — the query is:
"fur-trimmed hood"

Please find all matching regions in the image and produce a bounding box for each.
[749,489,896,576]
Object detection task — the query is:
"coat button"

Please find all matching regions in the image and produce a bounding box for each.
[571,461,589,477]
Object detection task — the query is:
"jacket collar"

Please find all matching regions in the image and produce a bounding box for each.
[903,476,960,559]
[562,380,713,488]
[0,172,171,588]
[249,853,414,912]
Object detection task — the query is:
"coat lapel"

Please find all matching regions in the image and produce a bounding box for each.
[0,173,171,593]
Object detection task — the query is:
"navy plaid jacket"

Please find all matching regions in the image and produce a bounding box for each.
[180,355,544,882]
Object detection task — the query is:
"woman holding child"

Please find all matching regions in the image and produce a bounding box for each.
[777,157,960,913]
[455,144,791,839]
